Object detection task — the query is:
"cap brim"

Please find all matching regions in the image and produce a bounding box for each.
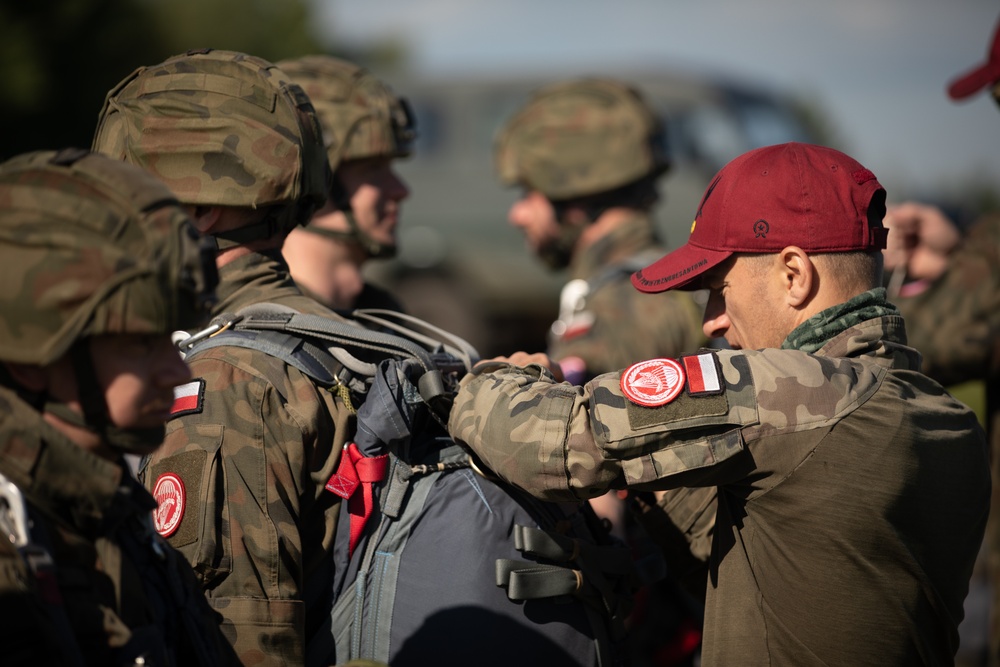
[947,61,1000,100]
[631,242,733,293]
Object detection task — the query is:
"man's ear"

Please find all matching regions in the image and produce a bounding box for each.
[3,362,49,392]
[780,246,815,308]
[185,205,223,234]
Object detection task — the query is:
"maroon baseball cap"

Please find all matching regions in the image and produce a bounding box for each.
[947,16,1000,100]
[632,142,887,293]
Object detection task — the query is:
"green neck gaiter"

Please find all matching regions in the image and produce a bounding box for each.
[782,287,899,354]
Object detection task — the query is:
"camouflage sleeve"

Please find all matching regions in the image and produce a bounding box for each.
[894,214,1000,385]
[449,349,886,503]
[549,279,705,380]
[144,347,348,666]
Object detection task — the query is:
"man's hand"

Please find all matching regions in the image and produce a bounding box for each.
[488,352,566,382]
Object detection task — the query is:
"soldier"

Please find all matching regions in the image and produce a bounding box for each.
[92,49,343,666]
[882,17,1000,665]
[0,149,237,666]
[494,77,706,386]
[448,142,990,665]
[278,55,414,312]
[495,80,710,663]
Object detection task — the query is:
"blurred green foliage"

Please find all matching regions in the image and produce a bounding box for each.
[0,0,381,159]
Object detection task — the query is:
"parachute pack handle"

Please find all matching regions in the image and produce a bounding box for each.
[498,522,634,665]
[350,308,479,373]
[513,524,634,575]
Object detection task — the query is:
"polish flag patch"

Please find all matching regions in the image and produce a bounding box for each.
[170,379,204,417]
[620,358,686,407]
[152,472,186,538]
[682,353,723,395]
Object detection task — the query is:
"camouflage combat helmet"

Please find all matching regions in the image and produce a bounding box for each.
[495,78,670,201]
[277,55,416,258]
[0,148,216,452]
[277,55,415,175]
[92,48,328,247]
[0,148,214,365]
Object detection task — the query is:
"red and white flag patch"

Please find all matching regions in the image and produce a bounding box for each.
[620,358,686,407]
[170,379,204,417]
[152,472,186,538]
[682,353,723,395]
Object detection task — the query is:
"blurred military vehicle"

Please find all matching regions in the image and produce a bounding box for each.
[365,68,822,357]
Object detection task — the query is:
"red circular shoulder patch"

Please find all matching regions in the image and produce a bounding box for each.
[152,472,186,538]
[620,358,686,407]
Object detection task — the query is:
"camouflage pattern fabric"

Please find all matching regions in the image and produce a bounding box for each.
[495,78,669,200]
[548,212,705,382]
[0,388,240,667]
[92,49,327,214]
[449,299,989,665]
[0,149,210,365]
[142,250,353,667]
[277,55,415,173]
[890,212,1000,665]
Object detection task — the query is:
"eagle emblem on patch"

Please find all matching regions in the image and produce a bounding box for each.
[152,472,186,538]
[620,358,686,407]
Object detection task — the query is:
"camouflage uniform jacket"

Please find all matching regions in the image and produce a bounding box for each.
[0,385,238,667]
[141,251,353,667]
[549,213,705,383]
[449,289,990,665]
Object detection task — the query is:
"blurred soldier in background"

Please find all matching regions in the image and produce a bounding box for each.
[92,49,345,666]
[495,78,709,665]
[279,55,415,312]
[882,16,1000,666]
[495,77,706,386]
[0,149,236,666]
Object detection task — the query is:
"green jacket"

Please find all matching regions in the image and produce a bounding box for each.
[450,289,989,665]
[0,385,238,667]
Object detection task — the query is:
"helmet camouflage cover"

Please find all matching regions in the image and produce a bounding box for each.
[0,148,213,366]
[495,78,670,200]
[92,48,328,215]
[277,55,416,174]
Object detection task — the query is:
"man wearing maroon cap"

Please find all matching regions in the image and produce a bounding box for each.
[882,15,1000,666]
[448,142,990,665]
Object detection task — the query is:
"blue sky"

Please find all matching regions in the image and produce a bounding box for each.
[314,0,1000,201]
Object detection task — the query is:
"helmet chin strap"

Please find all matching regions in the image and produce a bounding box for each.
[536,202,591,271]
[305,175,397,260]
[42,340,165,457]
[208,201,314,250]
